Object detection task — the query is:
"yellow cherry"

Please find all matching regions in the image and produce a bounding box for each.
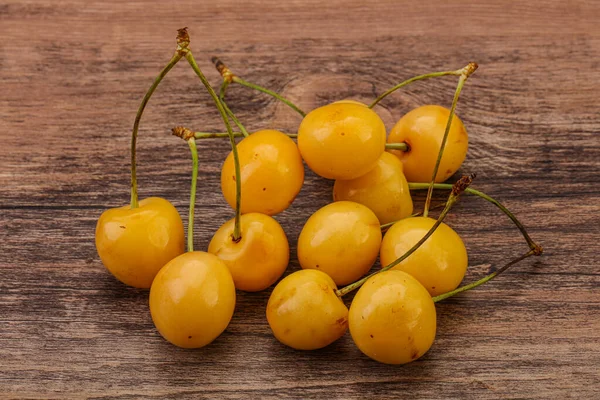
[298,102,386,180]
[387,105,468,183]
[349,270,436,364]
[267,269,348,350]
[208,213,289,292]
[297,201,382,286]
[380,216,468,296]
[95,197,185,288]
[149,251,236,348]
[333,152,414,225]
[221,129,304,216]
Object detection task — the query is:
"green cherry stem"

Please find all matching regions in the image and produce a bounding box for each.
[220,81,250,137]
[194,132,247,139]
[186,138,199,252]
[212,56,306,118]
[130,53,181,208]
[408,182,542,253]
[129,32,190,208]
[432,248,538,303]
[423,62,478,218]
[369,67,467,109]
[219,79,230,101]
[184,47,242,241]
[379,202,446,230]
[336,175,474,297]
[188,131,408,152]
[171,126,202,253]
[233,76,306,117]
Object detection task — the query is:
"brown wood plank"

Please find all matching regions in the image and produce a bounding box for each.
[1,0,599,398]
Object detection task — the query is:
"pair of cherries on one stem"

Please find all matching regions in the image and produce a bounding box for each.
[95,29,304,348]
[95,29,238,348]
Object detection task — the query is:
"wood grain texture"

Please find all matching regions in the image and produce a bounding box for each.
[1,0,599,398]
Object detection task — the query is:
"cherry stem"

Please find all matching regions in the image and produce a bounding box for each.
[369,67,467,109]
[129,51,184,208]
[189,131,409,151]
[379,202,446,230]
[129,28,191,209]
[184,47,242,241]
[385,142,409,152]
[194,131,247,139]
[220,80,249,137]
[408,182,542,253]
[432,248,538,303]
[212,56,306,117]
[422,63,477,218]
[336,175,474,297]
[186,138,199,252]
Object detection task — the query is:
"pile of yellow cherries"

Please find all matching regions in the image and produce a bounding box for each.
[95,29,542,364]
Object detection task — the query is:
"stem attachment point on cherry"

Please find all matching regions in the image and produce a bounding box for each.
[385,142,409,152]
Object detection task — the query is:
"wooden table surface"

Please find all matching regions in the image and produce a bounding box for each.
[1,1,599,398]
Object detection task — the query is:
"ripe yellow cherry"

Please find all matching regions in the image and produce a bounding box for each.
[221,129,304,215]
[267,269,348,350]
[387,105,468,183]
[297,201,382,286]
[149,251,236,348]
[333,152,414,225]
[380,216,468,296]
[208,213,289,292]
[298,102,386,180]
[95,197,185,288]
[349,270,436,364]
